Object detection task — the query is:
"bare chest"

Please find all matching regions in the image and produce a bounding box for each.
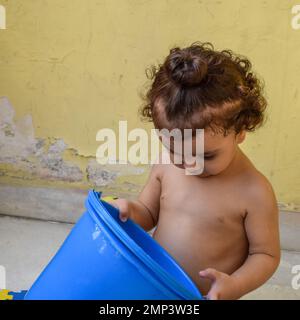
[158,170,246,234]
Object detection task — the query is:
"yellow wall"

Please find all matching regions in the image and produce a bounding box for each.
[0,0,299,207]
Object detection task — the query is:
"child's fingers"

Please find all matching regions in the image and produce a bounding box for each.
[107,199,130,222]
[206,290,220,300]
[119,209,129,222]
[199,268,220,282]
[117,200,130,222]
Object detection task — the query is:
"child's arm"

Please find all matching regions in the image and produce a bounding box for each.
[108,163,162,232]
[199,176,281,300]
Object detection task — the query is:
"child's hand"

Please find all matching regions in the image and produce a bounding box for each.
[199,268,240,300]
[107,199,132,222]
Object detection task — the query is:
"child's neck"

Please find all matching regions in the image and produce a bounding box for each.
[218,146,244,179]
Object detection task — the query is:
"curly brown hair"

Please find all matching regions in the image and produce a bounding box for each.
[139,42,267,136]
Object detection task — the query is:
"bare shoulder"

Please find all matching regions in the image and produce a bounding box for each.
[149,151,172,182]
[240,158,278,217]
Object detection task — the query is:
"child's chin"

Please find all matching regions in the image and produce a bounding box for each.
[197,172,211,177]
[185,169,211,177]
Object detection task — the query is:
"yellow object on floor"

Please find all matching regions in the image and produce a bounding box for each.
[102,196,118,202]
[0,289,13,300]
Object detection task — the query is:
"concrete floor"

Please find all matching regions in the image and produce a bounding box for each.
[0,214,299,299]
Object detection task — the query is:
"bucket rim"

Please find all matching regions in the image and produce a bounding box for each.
[86,189,202,300]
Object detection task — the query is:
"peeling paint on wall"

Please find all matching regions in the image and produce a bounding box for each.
[0,97,83,182]
[87,159,118,187]
[86,159,145,187]
[0,97,147,195]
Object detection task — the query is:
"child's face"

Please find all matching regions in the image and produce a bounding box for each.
[167,128,246,177]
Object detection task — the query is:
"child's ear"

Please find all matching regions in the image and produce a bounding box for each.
[236,130,246,144]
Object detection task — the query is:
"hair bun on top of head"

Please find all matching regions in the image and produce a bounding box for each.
[165,47,208,87]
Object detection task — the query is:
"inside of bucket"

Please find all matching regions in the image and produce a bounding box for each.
[101,200,202,298]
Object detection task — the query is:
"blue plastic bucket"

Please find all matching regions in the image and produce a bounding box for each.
[25,190,202,300]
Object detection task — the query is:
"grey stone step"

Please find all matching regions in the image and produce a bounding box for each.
[242,249,300,300]
[279,212,300,252]
[0,184,300,251]
[0,184,87,224]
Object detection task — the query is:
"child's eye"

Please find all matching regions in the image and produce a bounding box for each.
[204,155,215,160]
